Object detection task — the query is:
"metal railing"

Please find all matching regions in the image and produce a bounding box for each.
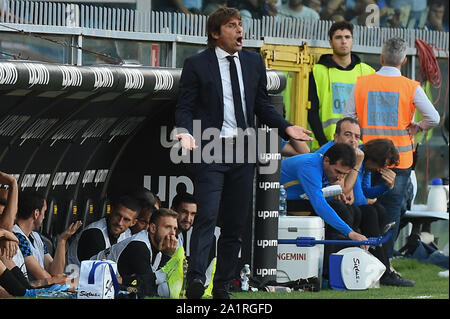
[1,0,448,53]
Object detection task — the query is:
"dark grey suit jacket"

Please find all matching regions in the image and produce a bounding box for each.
[175,47,291,143]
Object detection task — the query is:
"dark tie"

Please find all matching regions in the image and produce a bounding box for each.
[226,55,247,130]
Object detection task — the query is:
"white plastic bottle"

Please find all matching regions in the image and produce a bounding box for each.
[240,264,251,292]
[427,178,449,212]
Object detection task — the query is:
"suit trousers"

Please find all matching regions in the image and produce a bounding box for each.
[186,142,255,290]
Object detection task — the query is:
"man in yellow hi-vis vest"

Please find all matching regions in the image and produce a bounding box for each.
[344,37,440,265]
[308,21,374,151]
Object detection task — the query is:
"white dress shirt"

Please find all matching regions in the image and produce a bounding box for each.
[344,66,440,130]
[215,46,248,137]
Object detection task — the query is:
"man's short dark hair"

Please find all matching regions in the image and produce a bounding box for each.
[17,191,46,220]
[171,192,197,211]
[112,195,142,215]
[335,117,361,135]
[328,21,354,39]
[362,139,399,167]
[324,143,356,168]
[207,6,241,48]
[127,187,157,207]
[126,186,158,213]
[150,208,178,225]
[430,0,445,8]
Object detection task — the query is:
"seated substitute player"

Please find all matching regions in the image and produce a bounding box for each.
[92,208,185,298]
[66,195,140,267]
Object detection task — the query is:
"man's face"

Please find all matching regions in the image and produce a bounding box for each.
[213,17,243,54]
[334,121,361,149]
[323,158,352,183]
[33,200,47,231]
[131,208,153,233]
[330,29,353,57]
[364,159,385,173]
[308,0,321,13]
[429,4,445,25]
[150,216,178,247]
[175,202,197,232]
[109,204,137,238]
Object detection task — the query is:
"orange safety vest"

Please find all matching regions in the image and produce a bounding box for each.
[354,74,419,169]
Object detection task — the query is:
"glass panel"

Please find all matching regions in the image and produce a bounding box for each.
[358,52,381,71]
[81,37,169,66]
[175,43,203,68]
[0,32,72,63]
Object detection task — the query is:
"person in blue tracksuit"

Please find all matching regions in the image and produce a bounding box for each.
[316,119,415,286]
[281,143,369,273]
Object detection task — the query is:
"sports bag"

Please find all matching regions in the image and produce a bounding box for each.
[77,260,120,299]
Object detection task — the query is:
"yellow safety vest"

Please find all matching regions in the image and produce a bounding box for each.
[311,62,374,150]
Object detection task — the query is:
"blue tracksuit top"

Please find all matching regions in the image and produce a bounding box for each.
[316,141,390,206]
[280,152,353,236]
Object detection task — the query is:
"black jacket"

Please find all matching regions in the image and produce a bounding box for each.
[176,48,292,145]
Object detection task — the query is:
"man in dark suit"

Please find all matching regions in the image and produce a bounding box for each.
[175,7,312,299]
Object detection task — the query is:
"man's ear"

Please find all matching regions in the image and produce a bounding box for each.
[32,209,40,220]
[149,223,156,234]
[401,56,407,66]
[211,31,220,40]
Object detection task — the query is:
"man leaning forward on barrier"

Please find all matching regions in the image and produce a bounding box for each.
[281,143,369,276]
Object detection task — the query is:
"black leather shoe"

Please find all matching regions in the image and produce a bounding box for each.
[380,271,415,287]
[212,288,231,299]
[186,279,205,299]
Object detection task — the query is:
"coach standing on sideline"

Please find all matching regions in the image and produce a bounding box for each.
[175,7,312,299]
[344,37,440,261]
